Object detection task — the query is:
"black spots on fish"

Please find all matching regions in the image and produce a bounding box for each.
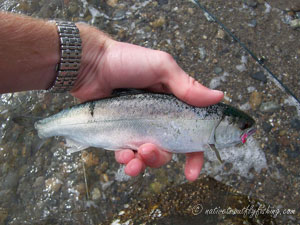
[238,120,252,130]
[89,102,96,117]
[197,104,221,118]
[222,103,255,127]
[206,105,219,115]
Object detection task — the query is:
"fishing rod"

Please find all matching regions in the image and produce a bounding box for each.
[190,0,300,105]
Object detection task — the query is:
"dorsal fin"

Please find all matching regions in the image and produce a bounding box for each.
[111,88,147,97]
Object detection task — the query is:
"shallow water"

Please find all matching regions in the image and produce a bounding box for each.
[0,0,300,224]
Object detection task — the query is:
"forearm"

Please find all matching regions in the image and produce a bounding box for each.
[0,11,59,93]
[0,11,111,94]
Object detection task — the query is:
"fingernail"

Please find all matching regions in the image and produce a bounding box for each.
[211,90,223,95]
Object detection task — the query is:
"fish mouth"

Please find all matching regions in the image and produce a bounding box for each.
[241,127,257,144]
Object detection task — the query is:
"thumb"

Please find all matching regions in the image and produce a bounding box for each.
[166,71,224,107]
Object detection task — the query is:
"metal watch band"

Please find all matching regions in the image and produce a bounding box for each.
[49,21,82,92]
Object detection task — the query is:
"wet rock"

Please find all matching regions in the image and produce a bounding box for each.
[107,0,118,7]
[81,151,99,168]
[216,29,225,39]
[33,176,45,188]
[102,173,109,183]
[262,122,273,132]
[248,19,257,27]
[150,17,166,28]
[236,64,246,72]
[279,130,287,136]
[249,91,262,109]
[290,118,300,131]
[157,0,168,5]
[95,161,109,175]
[16,1,30,12]
[0,189,16,207]
[150,182,162,194]
[45,178,63,193]
[290,19,300,29]
[204,12,214,22]
[0,208,8,224]
[2,171,19,190]
[270,142,279,156]
[91,188,101,200]
[286,148,300,159]
[1,162,9,174]
[68,2,79,15]
[214,67,223,75]
[187,8,194,15]
[243,0,258,8]
[76,183,86,197]
[38,3,57,18]
[198,47,206,60]
[114,9,126,19]
[250,71,267,83]
[278,136,289,147]
[259,102,280,113]
[268,1,300,11]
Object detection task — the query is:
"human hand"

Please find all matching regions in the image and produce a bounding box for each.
[71,24,223,181]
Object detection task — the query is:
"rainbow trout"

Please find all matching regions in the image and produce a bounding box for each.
[35,93,256,160]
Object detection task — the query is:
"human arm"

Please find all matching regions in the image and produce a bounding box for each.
[0,11,60,92]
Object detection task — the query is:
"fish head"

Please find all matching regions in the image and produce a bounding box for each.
[214,104,256,148]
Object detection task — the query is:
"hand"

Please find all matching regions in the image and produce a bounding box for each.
[71,24,223,181]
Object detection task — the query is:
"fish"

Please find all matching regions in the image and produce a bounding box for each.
[34,93,256,160]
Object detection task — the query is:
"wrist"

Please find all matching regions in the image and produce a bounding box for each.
[43,21,61,90]
[70,23,113,99]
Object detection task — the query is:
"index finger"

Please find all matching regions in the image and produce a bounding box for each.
[157,54,224,107]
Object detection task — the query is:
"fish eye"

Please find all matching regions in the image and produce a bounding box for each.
[238,120,251,130]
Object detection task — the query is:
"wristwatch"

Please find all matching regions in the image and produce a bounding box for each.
[49,21,82,93]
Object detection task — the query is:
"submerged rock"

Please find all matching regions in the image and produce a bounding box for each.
[2,171,19,190]
[262,122,273,133]
[248,19,257,27]
[81,151,99,168]
[250,71,267,83]
[0,208,8,224]
[45,178,63,193]
[243,0,258,8]
[91,188,101,200]
[291,118,300,131]
[259,101,280,112]
[150,17,166,28]
[286,148,300,159]
[198,47,206,60]
[250,91,262,109]
[290,19,300,29]
[214,67,223,75]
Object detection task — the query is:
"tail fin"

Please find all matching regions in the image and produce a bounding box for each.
[12,115,42,128]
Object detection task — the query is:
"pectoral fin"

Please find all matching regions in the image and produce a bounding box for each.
[66,138,89,154]
[209,144,223,164]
